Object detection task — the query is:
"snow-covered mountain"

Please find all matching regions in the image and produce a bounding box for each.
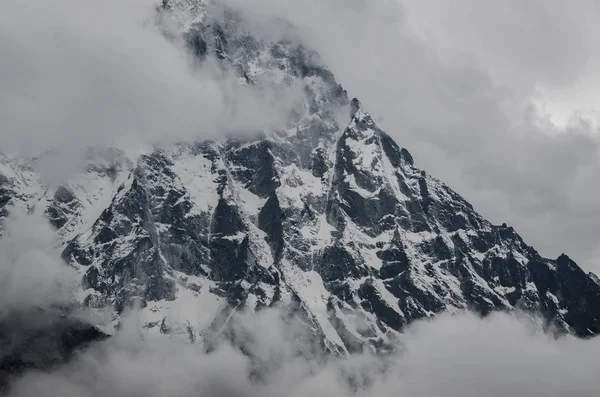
[1,0,599,363]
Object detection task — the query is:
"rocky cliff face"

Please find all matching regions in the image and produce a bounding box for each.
[1,0,599,359]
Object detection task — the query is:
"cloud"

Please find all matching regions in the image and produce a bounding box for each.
[223,0,600,273]
[403,0,600,127]
[0,213,78,318]
[4,309,600,397]
[368,312,600,397]
[0,0,304,184]
[0,212,110,379]
[404,0,600,88]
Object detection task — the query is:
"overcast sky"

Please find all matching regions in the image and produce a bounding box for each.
[388,0,600,274]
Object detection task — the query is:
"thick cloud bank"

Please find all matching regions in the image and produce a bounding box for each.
[3,310,600,397]
[0,0,303,183]
[0,214,78,318]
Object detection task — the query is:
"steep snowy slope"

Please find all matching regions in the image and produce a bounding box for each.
[1,0,599,357]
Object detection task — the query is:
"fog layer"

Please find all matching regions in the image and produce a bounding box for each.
[5,309,600,397]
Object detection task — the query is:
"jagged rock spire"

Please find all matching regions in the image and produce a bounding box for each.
[350,97,361,117]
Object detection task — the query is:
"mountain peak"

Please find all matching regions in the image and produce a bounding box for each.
[1,2,599,363]
[350,97,361,117]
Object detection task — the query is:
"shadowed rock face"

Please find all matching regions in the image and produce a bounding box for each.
[0,310,108,392]
[0,0,599,363]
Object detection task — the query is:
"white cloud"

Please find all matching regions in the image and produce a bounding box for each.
[0,0,303,183]
[0,214,78,318]
[5,309,600,397]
